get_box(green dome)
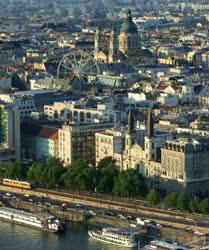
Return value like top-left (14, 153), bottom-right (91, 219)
top-left (120, 9), bottom-right (138, 34)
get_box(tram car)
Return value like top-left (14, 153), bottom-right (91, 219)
top-left (2, 178), bottom-right (32, 189)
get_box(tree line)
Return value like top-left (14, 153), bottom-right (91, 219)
top-left (147, 189), bottom-right (209, 215)
top-left (2, 157), bottom-right (209, 215)
top-left (0, 157), bottom-right (147, 198)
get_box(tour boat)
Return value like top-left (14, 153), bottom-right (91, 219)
top-left (88, 227), bottom-right (137, 248)
top-left (0, 207), bottom-right (65, 233)
top-left (144, 240), bottom-right (189, 250)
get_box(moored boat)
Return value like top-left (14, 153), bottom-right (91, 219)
top-left (88, 227), bottom-right (137, 248)
top-left (144, 240), bottom-right (189, 250)
top-left (0, 207), bottom-right (65, 233)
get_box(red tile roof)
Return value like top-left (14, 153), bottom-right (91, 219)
top-left (37, 127), bottom-right (58, 140)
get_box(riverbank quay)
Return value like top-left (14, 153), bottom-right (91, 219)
top-left (7, 199), bottom-right (136, 228)
top-left (1, 185), bottom-right (209, 234)
top-left (2, 197), bottom-right (209, 247)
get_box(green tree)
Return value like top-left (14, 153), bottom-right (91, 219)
top-left (200, 197), bottom-right (209, 214)
top-left (97, 157), bottom-right (115, 169)
top-left (74, 166), bottom-right (98, 191)
top-left (0, 165), bottom-right (5, 178)
top-left (47, 164), bottom-right (66, 187)
top-left (113, 169), bottom-right (147, 197)
top-left (61, 159), bottom-right (94, 190)
top-left (12, 73), bottom-right (27, 90)
top-left (147, 189), bottom-right (160, 206)
top-left (27, 162), bottom-right (48, 185)
top-left (4, 163), bottom-right (27, 179)
top-left (164, 192), bottom-right (178, 208)
top-left (46, 158), bottom-right (63, 169)
top-left (0, 107), bottom-right (6, 143)
top-left (189, 196), bottom-right (201, 213)
top-left (177, 192), bottom-right (188, 211)
top-left (45, 158), bottom-right (66, 187)
top-left (97, 162), bottom-right (119, 193)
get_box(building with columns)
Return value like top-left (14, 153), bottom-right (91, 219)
top-left (44, 101), bottom-right (125, 124)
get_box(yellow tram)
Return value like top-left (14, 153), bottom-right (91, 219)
top-left (2, 179), bottom-right (32, 189)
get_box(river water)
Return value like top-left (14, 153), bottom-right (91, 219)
top-left (0, 221), bottom-right (147, 250)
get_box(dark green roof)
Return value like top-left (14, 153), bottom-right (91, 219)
top-left (120, 9), bottom-right (138, 34)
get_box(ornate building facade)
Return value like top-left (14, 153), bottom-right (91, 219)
top-left (94, 10), bottom-right (149, 65)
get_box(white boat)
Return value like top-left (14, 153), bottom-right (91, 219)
top-left (88, 227), bottom-right (137, 248)
top-left (0, 207), bottom-right (64, 233)
top-left (144, 240), bottom-right (189, 250)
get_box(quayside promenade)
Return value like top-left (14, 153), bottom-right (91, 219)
top-left (0, 185), bottom-right (209, 234)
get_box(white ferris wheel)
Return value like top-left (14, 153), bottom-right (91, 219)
top-left (57, 49), bottom-right (100, 82)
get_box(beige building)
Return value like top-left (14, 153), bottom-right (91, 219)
top-left (95, 129), bottom-right (125, 167)
top-left (161, 138), bottom-right (209, 195)
top-left (58, 123), bottom-right (113, 166)
top-left (44, 101), bottom-right (122, 124)
top-left (95, 109), bottom-right (145, 172)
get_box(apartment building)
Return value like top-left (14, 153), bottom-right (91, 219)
top-left (59, 123), bottom-right (114, 166)
top-left (0, 103), bottom-right (21, 161)
top-left (161, 137), bottom-right (209, 195)
top-left (44, 101), bottom-right (124, 124)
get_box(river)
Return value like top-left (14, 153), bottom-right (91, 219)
top-left (0, 221), bottom-right (148, 250)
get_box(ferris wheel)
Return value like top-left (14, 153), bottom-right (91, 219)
top-left (57, 49), bottom-right (100, 82)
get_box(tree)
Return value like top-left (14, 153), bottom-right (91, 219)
top-left (177, 192), bottom-right (188, 211)
top-left (97, 157), bottom-right (115, 169)
top-left (164, 192), bottom-right (178, 208)
top-left (61, 159), bottom-right (96, 190)
top-left (189, 196), bottom-right (201, 213)
top-left (147, 189), bottom-right (160, 206)
top-left (27, 162), bottom-right (48, 185)
top-left (113, 169), bottom-right (147, 197)
top-left (0, 107), bottom-right (6, 143)
top-left (45, 158), bottom-right (66, 187)
top-left (4, 163), bottom-right (27, 179)
top-left (200, 197), bottom-right (209, 214)
top-left (46, 158), bottom-right (63, 169)
top-left (12, 73), bottom-right (27, 90)
top-left (74, 166), bottom-right (98, 191)
top-left (0, 165), bottom-right (5, 178)
top-left (97, 162), bottom-right (119, 193)
top-left (47, 164), bottom-right (66, 187)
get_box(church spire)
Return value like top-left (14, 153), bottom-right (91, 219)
top-left (109, 20), bottom-right (118, 63)
top-left (127, 9), bottom-right (132, 22)
top-left (128, 106), bottom-right (135, 134)
top-left (147, 110), bottom-right (154, 138)
top-left (94, 20), bottom-right (102, 60)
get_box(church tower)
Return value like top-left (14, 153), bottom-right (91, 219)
top-left (94, 21), bottom-right (102, 60)
top-left (123, 107), bottom-right (136, 170)
top-left (125, 108), bottom-right (135, 151)
top-left (119, 9), bottom-right (140, 56)
top-left (147, 110), bottom-right (154, 138)
top-left (144, 109), bottom-right (156, 162)
top-left (108, 21), bottom-right (118, 63)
